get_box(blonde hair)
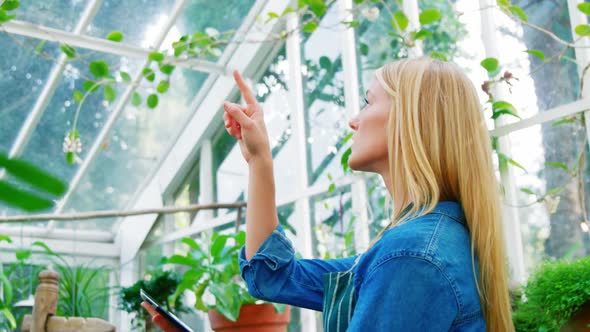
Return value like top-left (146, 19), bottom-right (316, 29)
top-left (372, 57), bottom-right (513, 332)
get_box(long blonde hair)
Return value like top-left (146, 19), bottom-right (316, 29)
top-left (373, 57), bottom-right (513, 332)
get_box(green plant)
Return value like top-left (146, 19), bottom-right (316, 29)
top-left (118, 269), bottom-right (189, 329)
top-left (512, 256), bottom-right (590, 331)
top-left (163, 230), bottom-right (285, 322)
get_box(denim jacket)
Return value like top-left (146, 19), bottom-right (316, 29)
top-left (239, 201), bottom-right (486, 331)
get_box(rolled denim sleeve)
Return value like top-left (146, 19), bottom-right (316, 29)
top-left (239, 225), bottom-right (357, 311)
top-left (347, 256), bottom-right (458, 331)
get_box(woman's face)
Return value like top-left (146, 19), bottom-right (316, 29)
top-left (348, 78), bottom-right (392, 174)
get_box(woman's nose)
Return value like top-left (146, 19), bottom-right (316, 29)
top-left (349, 117), bottom-right (359, 131)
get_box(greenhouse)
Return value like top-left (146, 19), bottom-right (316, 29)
top-left (1, 0), bottom-right (590, 331)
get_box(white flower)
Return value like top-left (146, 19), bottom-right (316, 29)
top-left (362, 7), bottom-right (380, 22)
top-left (62, 135), bottom-right (82, 153)
top-left (543, 196), bottom-right (560, 215)
top-left (205, 27), bottom-right (220, 38)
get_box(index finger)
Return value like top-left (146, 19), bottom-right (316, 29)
top-left (233, 70), bottom-right (257, 106)
top-left (141, 301), bottom-right (159, 317)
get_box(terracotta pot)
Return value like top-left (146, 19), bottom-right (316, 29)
top-left (561, 302), bottom-right (590, 332)
top-left (208, 304), bottom-right (291, 332)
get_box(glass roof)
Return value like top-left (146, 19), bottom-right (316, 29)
top-left (0, 0), bottom-right (257, 234)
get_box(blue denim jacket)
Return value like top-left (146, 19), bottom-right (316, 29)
top-left (239, 201), bottom-right (486, 331)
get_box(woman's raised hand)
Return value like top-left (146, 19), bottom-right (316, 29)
top-left (223, 70), bottom-right (271, 164)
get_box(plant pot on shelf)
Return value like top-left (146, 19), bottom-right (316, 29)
top-left (208, 303), bottom-right (291, 332)
top-left (560, 302), bottom-right (590, 332)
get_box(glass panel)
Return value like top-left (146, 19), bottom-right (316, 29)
top-left (171, 159), bottom-right (201, 228)
top-left (309, 186), bottom-right (355, 259)
top-left (60, 69), bottom-right (209, 230)
top-left (163, 0), bottom-right (256, 60)
top-left (85, 0), bottom-right (176, 48)
top-left (0, 35), bottom-right (60, 152)
top-left (507, 117), bottom-right (590, 271)
top-left (15, 0), bottom-right (87, 32)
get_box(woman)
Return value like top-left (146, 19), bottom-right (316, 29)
top-left (145, 57), bottom-right (514, 331)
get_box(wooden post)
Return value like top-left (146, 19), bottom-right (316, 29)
top-left (31, 270), bottom-right (59, 332)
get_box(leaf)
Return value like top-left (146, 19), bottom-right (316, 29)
top-left (181, 237), bottom-right (201, 251)
top-left (66, 152), bottom-right (76, 164)
top-left (328, 183), bottom-right (336, 193)
top-left (492, 100), bottom-right (520, 119)
top-left (359, 43), bottom-right (369, 56)
top-left (1, 0), bottom-right (19, 11)
top-left (508, 158), bottom-right (527, 173)
top-left (341, 147), bottom-right (352, 172)
top-left (303, 21), bottom-right (318, 33)
top-left (149, 51), bottom-right (165, 62)
top-left (496, 0), bottom-right (510, 6)
top-left (307, 0), bottom-right (326, 17)
top-left (163, 254), bottom-right (198, 267)
top-left (160, 64), bottom-right (175, 75)
top-left (0, 235), bottom-right (12, 244)
top-left (131, 92), bottom-right (142, 107)
top-left (524, 49), bottom-right (545, 61)
top-left (156, 80), bottom-right (170, 93)
top-left (0, 181), bottom-right (54, 211)
top-left (89, 60), bottom-right (109, 78)
top-left (147, 94), bottom-right (158, 108)
top-left (106, 31), bottom-right (123, 42)
top-left (15, 250), bottom-right (31, 261)
top-left (103, 85), bottom-right (116, 102)
top-left (545, 161), bottom-right (568, 171)
top-left (575, 24), bottom-right (590, 37)
top-left (319, 56), bottom-right (331, 70)
top-left (119, 71), bottom-right (131, 82)
top-left (552, 117), bottom-right (576, 126)
top-left (36, 40), bottom-right (46, 54)
top-left (142, 68), bottom-right (155, 82)
top-left (419, 9), bottom-right (441, 25)
top-left (392, 11), bottom-right (409, 31)
top-left (60, 44), bottom-right (77, 58)
top-left (429, 52), bottom-right (448, 61)
top-left (211, 235), bottom-right (229, 258)
top-left (411, 29), bottom-right (433, 40)
top-left (578, 3), bottom-right (590, 16)
top-left (520, 188), bottom-right (536, 195)
top-left (480, 57), bottom-right (499, 75)
top-left (0, 308), bottom-right (16, 330)
top-left (73, 90), bottom-right (84, 103)
top-left (0, 9), bottom-right (16, 23)
top-left (508, 5), bottom-right (528, 22)
top-left (0, 153), bottom-right (67, 196)
top-left (83, 80), bottom-right (100, 92)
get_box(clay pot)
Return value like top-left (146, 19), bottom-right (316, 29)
top-left (208, 304), bottom-right (291, 332)
top-left (560, 302), bottom-right (590, 331)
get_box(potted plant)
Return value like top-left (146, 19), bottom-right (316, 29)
top-left (163, 230), bottom-right (290, 331)
top-left (512, 256), bottom-right (590, 331)
top-left (118, 269), bottom-right (189, 331)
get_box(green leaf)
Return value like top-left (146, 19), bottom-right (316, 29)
top-left (328, 183), bottom-right (336, 193)
top-left (0, 235), bottom-right (12, 244)
top-left (0, 9), bottom-right (16, 23)
top-left (429, 52), bottom-right (448, 61)
top-left (1, 0), bottom-right (19, 11)
top-left (359, 43), bottom-right (369, 56)
top-left (303, 21), bottom-right (318, 33)
top-left (0, 153), bottom-right (67, 196)
top-left (524, 49), bottom-right (546, 61)
top-left (0, 181), bottom-right (54, 211)
top-left (341, 147), bottom-right (352, 172)
top-left (163, 254), bottom-right (198, 267)
top-left (419, 9), bottom-right (441, 25)
top-left (307, 0), bottom-right (326, 17)
top-left (142, 68), bottom-right (155, 82)
top-left (497, 0), bottom-right (510, 6)
top-left (160, 64), bottom-right (175, 75)
top-left (15, 250), bottom-right (31, 261)
top-left (66, 152), bottom-right (75, 164)
top-left (509, 5), bottom-right (527, 22)
top-left (131, 92), bottom-right (142, 107)
top-left (480, 57), bottom-right (499, 75)
top-left (210, 235), bottom-right (229, 258)
top-left (147, 93), bottom-right (158, 108)
top-left (181, 237), bottom-right (202, 251)
top-left (492, 100), bottom-right (520, 119)
top-left (552, 117), bottom-right (576, 126)
top-left (1, 307), bottom-right (16, 330)
top-left (60, 44), bottom-right (77, 58)
top-left (508, 158), bottom-right (526, 172)
top-left (149, 51), bottom-right (165, 62)
top-left (89, 60), bottom-right (109, 78)
top-left (156, 80), bottom-right (170, 93)
top-left (36, 40), bottom-right (46, 54)
top-left (578, 3), bottom-right (590, 16)
top-left (73, 90), bottom-right (84, 103)
top-left (520, 188), bottom-right (536, 195)
top-left (392, 11), bottom-right (409, 31)
top-left (103, 85), bottom-right (116, 102)
top-left (319, 56), bottom-right (331, 70)
top-left (119, 71), bottom-right (131, 82)
top-left (83, 80), bottom-right (100, 92)
top-left (545, 161), bottom-right (568, 171)
top-left (106, 31), bottom-right (123, 42)
top-left (32, 241), bottom-right (57, 256)
top-left (575, 24), bottom-right (590, 37)
top-left (411, 29), bottom-right (433, 41)
top-left (546, 187), bottom-right (564, 196)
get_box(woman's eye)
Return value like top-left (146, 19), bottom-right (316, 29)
top-left (361, 96), bottom-right (369, 108)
